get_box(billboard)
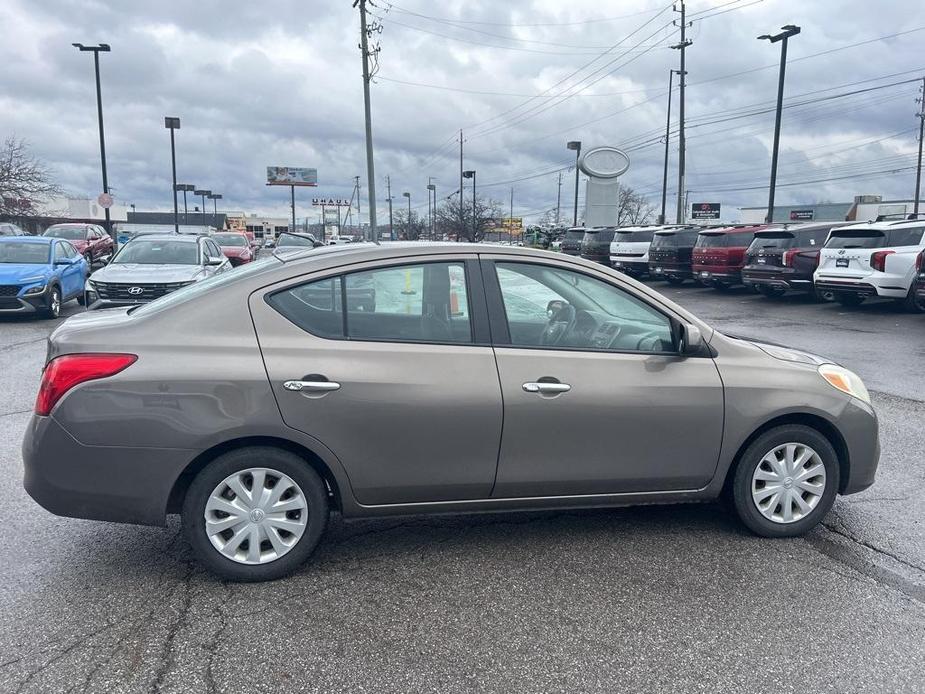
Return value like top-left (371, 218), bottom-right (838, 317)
top-left (266, 166), bottom-right (318, 187)
top-left (789, 209), bottom-right (814, 221)
top-left (502, 217), bottom-right (523, 231)
top-left (691, 202), bottom-right (721, 220)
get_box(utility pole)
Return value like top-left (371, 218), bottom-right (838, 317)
top-left (459, 129), bottom-right (464, 241)
top-left (355, 175), bottom-right (362, 234)
top-left (555, 171), bottom-right (562, 225)
top-left (427, 180), bottom-right (436, 239)
top-left (356, 0), bottom-right (378, 241)
top-left (759, 24), bottom-right (801, 223)
top-left (427, 176), bottom-right (433, 241)
top-left (913, 77), bottom-right (924, 216)
top-left (659, 71), bottom-right (680, 225)
top-left (510, 187), bottom-right (514, 245)
top-left (386, 175), bottom-right (394, 240)
top-left (671, 3), bottom-right (692, 225)
top-left (164, 117), bottom-right (180, 233)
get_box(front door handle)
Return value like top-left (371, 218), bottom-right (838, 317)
top-left (523, 382), bottom-right (571, 394)
top-left (283, 380), bottom-right (341, 392)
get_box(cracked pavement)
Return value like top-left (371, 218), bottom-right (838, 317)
top-left (1, 285), bottom-right (924, 693)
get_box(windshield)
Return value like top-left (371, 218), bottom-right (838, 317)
top-left (0, 242), bottom-right (49, 264)
top-left (616, 230), bottom-right (655, 243)
top-left (132, 256), bottom-right (280, 316)
top-left (825, 230), bottom-right (886, 249)
top-left (44, 226), bottom-right (86, 240)
top-left (113, 239), bottom-right (199, 264)
top-left (213, 234), bottom-right (248, 247)
top-left (749, 232), bottom-right (796, 251)
top-left (276, 234), bottom-right (316, 247)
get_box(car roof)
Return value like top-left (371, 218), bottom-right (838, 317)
top-left (0, 235), bottom-right (53, 244)
top-left (46, 223), bottom-right (90, 228)
top-left (699, 224), bottom-right (767, 235)
top-left (829, 219), bottom-right (925, 232)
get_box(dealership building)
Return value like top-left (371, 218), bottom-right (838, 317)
top-left (737, 195), bottom-right (921, 224)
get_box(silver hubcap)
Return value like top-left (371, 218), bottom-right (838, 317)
top-left (204, 467), bottom-right (308, 565)
top-left (50, 291), bottom-right (60, 315)
top-left (752, 443), bottom-right (826, 524)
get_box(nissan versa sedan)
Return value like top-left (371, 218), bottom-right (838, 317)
top-left (23, 244), bottom-right (879, 581)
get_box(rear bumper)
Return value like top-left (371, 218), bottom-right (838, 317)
top-left (22, 415), bottom-right (194, 527)
top-left (580, 251), bottom-right (610, 264)
top-left (560, 247), bottom-right (581, 256)
top-left (840, 398), bottom-right (880, 495)
top-left (648, 263), bottom-right (692, 280)
top-left (693, 267), bottom-right (742, 284)
top-left (813, 279), bottom-right (880, 298)
top-left (611, 258), bottom-right (648, 274)
top-left (741, 269), bottom-right (814, 292)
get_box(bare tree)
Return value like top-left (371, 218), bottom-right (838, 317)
top-left (435, 194), bottom-right (504, 242)
top-left (617, 185), bottom-right (657, 226)
top-left (0, 137), bottom-right (61, 217)
top-left (393, 209), bottom-right (429, 240)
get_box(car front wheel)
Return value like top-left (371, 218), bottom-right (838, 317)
top-left (731, 425), bottom-right (839, 537)
top-left (182, 447), bottom-right (329, 581)
top-left (42, 286), bottom-right (61, 319)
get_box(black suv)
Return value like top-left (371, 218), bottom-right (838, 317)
top-left (648, 227), bottom-right (702, 284)
top-left (742, 223), bottom-right (842, 297)
top-left (560, 227), bottom-right (586, 256)
top-left (579, 227), bottom-right (616, 264)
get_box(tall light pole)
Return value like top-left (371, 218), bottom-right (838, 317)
top-left (463, 170), bottom-right (476, 241)
top-left (758, 24), bottom-right (801, 224)
top-left (72, 43), bottom-right (113, 242)
top-left (913, 77), bottom-right (924, 217)
top-left (567, 141), bottom-right (581, 226)
top-left (164, 117), bottom-right (181, 233)
top-left (209, 193), bottom-right (222, 226)
top-left (671, 2), bottom-right (692, 225)
top-left (176, 184), bottom-right (194, 224)
top-left (402, 192), bottom-right (411, 239)
top-left (386, 175), bottom-right (394, 240)
top-left (356, 0), bottom-right (378, 241)
top-left (194, 189), bottom-right (210, 226)
top-left (427, 180), bottom-right (436, 240)
top-left (555, 171), bottom-right (562, 226)
top-left (659, 71), bottom-right (681, 225)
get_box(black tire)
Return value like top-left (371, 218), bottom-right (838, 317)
top-left (665, 276), bottom-right (685, 286)
top-left (731, 424), bottom-right (840, 538)
top-left (41, 285), bottom-right (61, 319)
top-left (814, 289), bottom-right (835, 303)
top-left (182, 447), bottom-right (329, 582)
top-left (713, 281), bottom-right (735, 292)
top-left (835, 293), bottom-right (864, 307)
top-left (902, 286), bottom-right (924, 313)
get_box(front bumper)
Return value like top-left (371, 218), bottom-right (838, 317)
top-left (839, 397), bottom-right (880, 495)
top-left (22, 415), bottom-right (195, 526)
top-left (0, 286), bottom-right (50, 314)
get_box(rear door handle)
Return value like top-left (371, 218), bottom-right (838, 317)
top-left (283, 380), bottom-right (341, 392)
top-left (523, 382), bottom-right (571, 394)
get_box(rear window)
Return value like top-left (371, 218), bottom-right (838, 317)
top-left (652, 230), bottom-right (699, 248)
top-left (616, 230), bottom-right (655, 243)
top-left (565, 230), bottom-right (585, 240)
top-left (825, 230), bottom-right (886, 249)
top-left (887, 227), bottom-right (925, 247)
top-left (583, 229), bottom-right (615, 244)
top-left (749, 232), bottom-right (796, 251)
top-left (696, 233), bottom-right (729, 248)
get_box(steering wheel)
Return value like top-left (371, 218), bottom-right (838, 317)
top-left (540, 303), bottom-right (577, 346)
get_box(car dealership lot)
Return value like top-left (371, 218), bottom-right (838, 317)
top-left (1, 290), bottom-right (924, 693)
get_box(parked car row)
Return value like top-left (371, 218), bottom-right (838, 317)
top-left (587, 219), bottom-right (925, 312)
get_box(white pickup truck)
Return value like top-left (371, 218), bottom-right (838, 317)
top-left (813, 219), bottom-right (925, 312)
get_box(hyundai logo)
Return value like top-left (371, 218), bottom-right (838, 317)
top-left (837, 249), bottom-right (846, 255)
top-left (127, 286), bottom-right (144, 295)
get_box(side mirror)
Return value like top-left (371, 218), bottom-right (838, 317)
top-left (206, 255), bottom-right (224, 266)
top-left (680, 323), bottom-right (704, 355)
top-left (313, 240), bottom-right (324, 248)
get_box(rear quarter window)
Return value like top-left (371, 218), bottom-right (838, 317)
top-left (886, 227), bottom-right (925, 247)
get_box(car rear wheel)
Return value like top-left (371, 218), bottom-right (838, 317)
top-left (41, 286), bottom-right (61, 319)
top-left (665, 276), bottom-right (684, 286)
top-left (834, 294), bottom-right (864, 307)
top-left (902, 286), bottom-right (924, 313)
top-left (731, 425), bottom-right (839, 537)
top-left (182, 447), bottom-right (329, 581)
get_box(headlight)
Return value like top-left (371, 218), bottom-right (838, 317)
top-left (818, 364), bottom-right (871, 405)
top-left (23, 284), bottom-right (46, 296)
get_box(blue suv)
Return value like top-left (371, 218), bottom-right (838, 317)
top-left (0, 237), bottom-right (88, 318)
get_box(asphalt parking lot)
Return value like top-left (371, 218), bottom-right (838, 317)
top-left (1, 284), bottom-right (924, 694)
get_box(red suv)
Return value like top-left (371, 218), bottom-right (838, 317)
top-left (692, 225), bottom-right (767, 289)
top-left (43, 223), bottom-right (114, 265)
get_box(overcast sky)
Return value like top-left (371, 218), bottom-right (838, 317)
top-left (2, 0), bottom-right (924, 224)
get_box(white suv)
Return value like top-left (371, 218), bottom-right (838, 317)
top-left (814, 220), bottom-right (925, 311)
top-left (610, 225), bottom-right (693, 278)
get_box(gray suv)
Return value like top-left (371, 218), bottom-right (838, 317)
top-left (23, 244), bottom-right (879, 581)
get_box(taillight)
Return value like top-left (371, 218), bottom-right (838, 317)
top-left (782, 249), bottom-right (798, 267)
top-left (916, 250), bottom-right (925, 272)
top-left (35, 353), bottom-right (137, 416)
top-left (870, 250), bottom-right (895, 272)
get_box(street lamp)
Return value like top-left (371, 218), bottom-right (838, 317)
top-left (194, 189), bottom-right (211, 226)
top-left (72, 42), bottom-right (113, 242)
top-left (567, 141), bottom-right (581, 226)
top-left (164, 117), bottom-right (181, 232)
top-left (175, 184), bottom-right (195, 224)
top-left (208, 193), bottom-right (222, 220)
top-left (402, 192), bottom-right (411, 239)
top-left (463, 170), bottom-right (476, 240)
top-left (758, 24), bottom-right (801, 224)
top-left (427, 180), bottom-right (436, 240)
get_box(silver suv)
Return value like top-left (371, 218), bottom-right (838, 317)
top-left (23, 244), bottom-right (879, 581)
